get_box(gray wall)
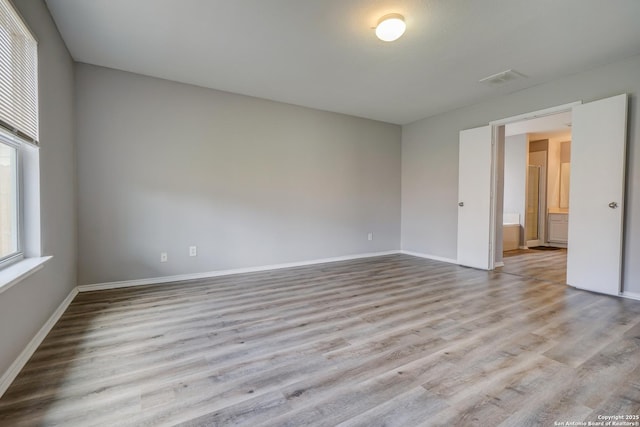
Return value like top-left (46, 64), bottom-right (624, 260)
top-left (504, 134), bottom-right (527, 245)
top-left (75, 64), bottom-right (401, 285)
top-left (401, 53), bottom-right (640, 293)
top-left (0, 1), bottom-right (76, 377)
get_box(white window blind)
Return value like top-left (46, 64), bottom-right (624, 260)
top-left (0, 0), bottom-right (38, 144)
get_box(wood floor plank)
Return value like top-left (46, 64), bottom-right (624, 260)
top-left (499, 248), bottom-right (567, 284)
top-left (1, 253), bottom-right (639, 426)
top-left (335, 387), bottom-right (448, 427)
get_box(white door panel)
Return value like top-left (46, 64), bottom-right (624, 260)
top-left (457, 126), bottom-right (492, 269)
top-left (567, 94), bottom-right (627, 295)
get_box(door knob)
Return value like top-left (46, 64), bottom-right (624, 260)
top-left (458, 202), bottom-right (464, 207)
top-left (609, 202), bottom-right (618, 209)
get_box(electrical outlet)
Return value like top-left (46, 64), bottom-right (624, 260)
top-left (160, 252), bottom-right (168, 263)
top-left (189, 246), bottom-right (197, 257)
top-left (368, 232), bottom-right (373, 241)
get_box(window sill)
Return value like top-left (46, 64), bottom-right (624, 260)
top-left (0, 256), bottom-right (52, 294)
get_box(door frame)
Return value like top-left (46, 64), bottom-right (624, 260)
top-left (487, 101), bottom-right (581, 269)
top-left (525, 160), bottom-right (546, 248)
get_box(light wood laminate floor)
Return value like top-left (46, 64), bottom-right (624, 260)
top-left (499, 248), bottom-right (567, 284)
top-left (1, 254), bottom-right (639, 426)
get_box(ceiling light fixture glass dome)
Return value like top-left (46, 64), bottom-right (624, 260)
top-left (375, 13), bottom-right (406, 42)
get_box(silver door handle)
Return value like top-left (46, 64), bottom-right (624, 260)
top-left (609, 202), bottom-right (618, 209)
top-left (458, 202), bottom-right (464, 207)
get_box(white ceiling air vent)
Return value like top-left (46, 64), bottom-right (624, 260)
top-left (478, 69), bottom-right (525, 85)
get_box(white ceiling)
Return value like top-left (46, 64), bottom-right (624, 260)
top-left (505, 111), bottom-right (572, 137)
top-left (45, 0), bottom-right (640, 125)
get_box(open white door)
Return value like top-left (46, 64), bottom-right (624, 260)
top-left (457, 125), bottom-right (493, 269)
top-left (567, 94), bottom-right (628, 295)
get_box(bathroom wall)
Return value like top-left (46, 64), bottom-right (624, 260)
top-left (503, 134), bottom-right (527, 246)
top-left (547, 134), bottom-right (572, 211)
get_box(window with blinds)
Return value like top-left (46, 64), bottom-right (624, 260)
top-left (0, 0), bottom-right (38, 269)
top-left (0, 0), bottom-right (38, 144)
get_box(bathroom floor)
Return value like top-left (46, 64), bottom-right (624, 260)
top-left (499, 248), bottom-right (567, 284)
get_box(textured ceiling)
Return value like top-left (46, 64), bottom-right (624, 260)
top-left (45, 0), bottom-right (640, 124)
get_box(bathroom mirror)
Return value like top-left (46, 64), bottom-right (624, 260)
top-left (560, 162), bottom-right (570, 209)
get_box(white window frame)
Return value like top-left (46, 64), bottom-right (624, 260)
top-left (0, 127), bottom-right (24, 269)
top-left (0, 0), bottom-right (50, 293)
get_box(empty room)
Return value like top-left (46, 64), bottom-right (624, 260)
top-left (1, 0), bottom-right (640, 426)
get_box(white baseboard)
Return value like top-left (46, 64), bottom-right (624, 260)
top-left (0, 286), bottom-right (78, 398)
top-left (495, 261), bottom-right (505, 268)
top-left (78, 250), bottom-right (402, 292)
top-left (400, 250), bottom-right (458, 265)
top-left (621, 291), bottom-right (640, 301)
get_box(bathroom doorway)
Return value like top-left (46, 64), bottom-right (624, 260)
top-left (498, 111), bottom-right (571, 284)
top-left (458, 95), bottom-right (627, 295)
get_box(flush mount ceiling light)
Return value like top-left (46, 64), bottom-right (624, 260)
top-left (375, 13), bottom-right (406, 42)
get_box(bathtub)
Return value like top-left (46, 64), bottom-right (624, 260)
top-left (503, 213), bottom-right (520, 251)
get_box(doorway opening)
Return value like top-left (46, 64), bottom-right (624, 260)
top-left (457, 93), bottom-right (628, 295)
top-left (458, 95), bottom-right (627, 296)
top-left (494, 110), bottom-right (573, 284)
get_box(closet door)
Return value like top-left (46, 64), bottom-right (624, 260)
top-left (457, 125), bottom-right (493, 269)
top-left (567, 94), bottom-right (627, 295)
